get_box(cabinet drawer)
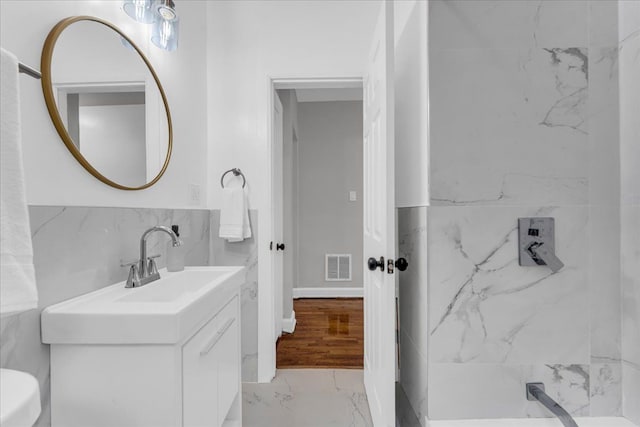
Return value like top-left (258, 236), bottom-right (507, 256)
top-left (182, 296), bottom-right (238, 427)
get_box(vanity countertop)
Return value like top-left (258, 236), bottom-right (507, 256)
top-left (41, 266), bottom-right (244, 345)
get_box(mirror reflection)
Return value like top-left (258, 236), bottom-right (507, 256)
top-left (46, 18), bottom-right (171, 189)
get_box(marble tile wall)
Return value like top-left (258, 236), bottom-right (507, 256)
top-left (430, 1), bottom-right (590, 207)
top-left (587, 6), bottom-right (623, 408)
top-left (398, 207), bottom-right (428, 424)
top-left (210, 210), bottom-right (259, 383)
top-left (429, 206), bottom-right (589, 366)
top-left (0, 206), bottom-right (210, 427)
top-left (427, 207), bottom-right (601, 419)
top-left (424, 0), bottom-right (624, 421)
top-left (619, 1), bottom-right (640, 423)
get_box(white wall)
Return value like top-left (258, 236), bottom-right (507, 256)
top-left (205, 0), bottom-right (380, 381)
top-left (79, 104), bottom-right (146, 187)
top-left (0, 0), bottom-right (208, 208)
top-left (394, 0), bottom-right (429, 208)
top-left (206, 0), bottom-right (378, 210)
top-left (296, 100), bottom-right (363, 288)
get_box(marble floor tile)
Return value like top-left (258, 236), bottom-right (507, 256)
top-left (242, 369), bottom-right (373, 427)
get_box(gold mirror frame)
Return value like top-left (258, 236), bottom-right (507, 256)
top-left (41, 16), bottom-right (173, 191)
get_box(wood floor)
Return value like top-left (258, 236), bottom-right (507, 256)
top-left (276, 298), bottom-right (364, 369)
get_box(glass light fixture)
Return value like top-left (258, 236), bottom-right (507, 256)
top-left (122, 0), bottom-right (157, 24)
top-left (151, 0), bottom-right (179, 51)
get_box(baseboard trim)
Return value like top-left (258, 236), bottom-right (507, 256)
top-left (293, 287), bottom-right (363, 298)
top-left (282, 311), bottom-right (296, 333)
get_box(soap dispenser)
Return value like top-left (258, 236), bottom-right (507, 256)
top-left (166, 225), bottom-right (185, 272)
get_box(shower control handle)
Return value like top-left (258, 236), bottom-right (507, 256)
top-left (368, 256), bottom-right (385, 272)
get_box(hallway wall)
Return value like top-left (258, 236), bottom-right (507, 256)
top-left (295, 101), bottom-right (364, 289)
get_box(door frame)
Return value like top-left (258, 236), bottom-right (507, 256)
top-left (272, 91), bottom-right (284, 341)
top-left (259, 76), bottom-right (364, 382)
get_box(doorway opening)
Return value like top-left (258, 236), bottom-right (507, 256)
top-left (261, 13), bottom-right (397, 418)
top-left (272, 84), bottom-right (365, 369)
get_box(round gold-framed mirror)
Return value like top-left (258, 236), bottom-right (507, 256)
top-left (41, 16), bottom-right (173, 191)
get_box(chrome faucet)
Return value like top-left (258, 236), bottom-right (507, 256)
top-left (124, 226), bottom-right (182, 288)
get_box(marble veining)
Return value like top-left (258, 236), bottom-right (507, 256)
top-left (428, 363), bottom-right (592, 420)
top-left (422, 1), bottom-right (625, 422)
top-left (525, 364), bottom-right (590, 417)
top-left (431, 47), bottom-right (590, 206)
top-left (242, 369), bottom-right (372, 427)
top-left (590, 363), bottom-right (622, 416)
top-left (539, 48), bottom-right (588, 134)
top-left (429, 206), bottom-right (589, 365)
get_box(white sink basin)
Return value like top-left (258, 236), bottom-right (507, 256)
top-left (0, 369), bottom-right (41, 427)
top-left (41, 266), bottom-right (244, 344)
top-left (117, 269), bottom-right (233, 303)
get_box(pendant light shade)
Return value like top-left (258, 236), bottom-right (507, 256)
top-left (156, 0), bottom-right (177, 21)
top-left (151, 0), bottom-right (179, 51)
top-left (122, 0), bottom-right (156, 24)
top-left (123, 0), bottom-right (180, 51)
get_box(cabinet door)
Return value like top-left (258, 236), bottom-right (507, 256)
top-left (215, 318), bottom-right (239, 426)
top-left (183, 319), bottom-right (220, 426)
top-left (183, 296), bottom-right (238, 427)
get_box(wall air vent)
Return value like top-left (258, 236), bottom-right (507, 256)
top-left (325, 254), bottom-right (352, 281)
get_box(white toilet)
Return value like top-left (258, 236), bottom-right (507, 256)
top-left (0, 369), bottom-right (41, 427)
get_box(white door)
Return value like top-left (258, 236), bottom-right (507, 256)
top-left (363, 1), bottom-right (395, 426)
top-left (272, 91), bottom-right (284, 339)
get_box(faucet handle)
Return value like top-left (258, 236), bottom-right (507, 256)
top-left (147, 257), bottom-right (159, 276)
top-left (125, 264), bottom-right (141, 288)
top-left (527, 242), bottom-right (564, 273)
top-left (120, 259), bottom-right (139, 268)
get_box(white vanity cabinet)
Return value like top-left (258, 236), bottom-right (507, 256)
top-left (42, 267), bottom-right (244, 427)
top-left (183, 296), bottom-right (240, 427)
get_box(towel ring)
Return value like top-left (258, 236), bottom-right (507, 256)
top-left (220, 168), bottom-right (246, 188)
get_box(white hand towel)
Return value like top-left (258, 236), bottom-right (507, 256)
top-left (219, 187), bottom-right (252, 242)
top-left (1, 48), bottom-right (38, 315)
